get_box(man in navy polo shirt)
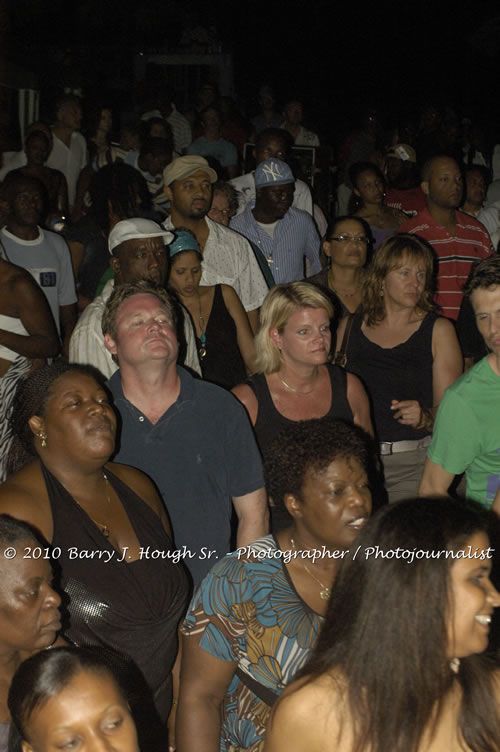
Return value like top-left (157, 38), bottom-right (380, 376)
top-left (102, 280), bottom-right (268, 585)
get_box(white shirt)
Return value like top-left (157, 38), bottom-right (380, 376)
top-left (163, 216), bottom-right (268, 312)
top-left (280, 124), bottom-right (320, 147)
top-left (230, 172), bottom-right (313, 217)
top-left (69, 279), bottom-right (201, 378)
top-left (46, 131), bottom-right (87, 206)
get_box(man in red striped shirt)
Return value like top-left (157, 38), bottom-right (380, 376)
top-left (400, 156), bottom-right (493, 320)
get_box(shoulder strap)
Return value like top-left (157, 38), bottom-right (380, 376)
top-left (235, 666), bottom-right (280, 707)
top-left (333, 313), bottom-right (355, 367)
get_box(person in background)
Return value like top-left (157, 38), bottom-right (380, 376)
top-left (10, 130), bottom-right (68, 225)
top-left (207, 180), bottom-right (239, 226)
top-left (187, 106), bottom-right (238, 180)
top-left (230, 158), bottom-right (321, 284)
top-left (400, 155), bottom-right (493, 320)
top-left (349, 161), bottom-right (407, 248)
top-left (168, 229), bottom-right (256, 388)
top-left (281, 100), bottom-right (319, 147)
top-left (264, 496), bottom-right (500, 752)
top-left (0, 172), bottom-right (77, 357)
top-left (46, 94), bottom-right (87, 214)
top-left (461, 165), bottom-right (487, 218)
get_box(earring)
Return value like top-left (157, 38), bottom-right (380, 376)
top-left (39, 432), bottom-right (47, 448)
top-left (450, 657), bottom-right (460, 674)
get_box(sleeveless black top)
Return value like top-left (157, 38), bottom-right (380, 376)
top-left (247, 364), bottom-right (353, 456)
top-left (43, 463), bottom-right (189, 725)
top-left (196, 284), bottom-right (247, 389)
top-left (346, 312), bottom-right (436, 441)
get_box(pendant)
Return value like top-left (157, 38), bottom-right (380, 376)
top-left (267, 257), bottom-right (273, 264)
top-left (199, 333), bottom-right (207, 359)
top-left (320, 587), bottom-right (331, 600)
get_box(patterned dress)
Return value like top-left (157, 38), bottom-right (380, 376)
top-left (182, 535), bottom-right (324, 752)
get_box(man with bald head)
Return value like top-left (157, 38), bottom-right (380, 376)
top-left (401, 155), bottom-right (493, 319)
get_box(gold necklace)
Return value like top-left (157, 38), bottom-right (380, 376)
top-left (279, 371), bottom-right (319, 395)
top-left (290, 537), bottom-right (331, 600)
top-left (71, 472), bottom-right (112, 538)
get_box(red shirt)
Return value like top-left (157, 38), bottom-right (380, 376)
top-left (400, 208), bottom-right (493, 320)
top-left (385, 186), bottom-right (427, 217)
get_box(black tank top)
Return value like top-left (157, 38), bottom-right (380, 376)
top-left (196, 284), bottom-right (246, 389)
top-left (247, 364), bottom-right (353, 456)
top-left (346, 312), bottom-right (436, 441)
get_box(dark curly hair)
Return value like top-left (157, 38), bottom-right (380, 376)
top-left (8, 362), bottom-right (106, 474)
top-left (264, 418), bottom-right (376, 525)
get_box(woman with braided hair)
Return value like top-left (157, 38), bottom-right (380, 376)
top-left (0, 361), bottom-right (188, 750)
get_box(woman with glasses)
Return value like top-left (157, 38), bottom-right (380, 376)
top-left (335, 233), bottom-right (462, 503)
top-left (308, 216), bottom-right (371, 318)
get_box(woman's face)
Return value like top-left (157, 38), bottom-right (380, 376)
top-left (271, 307), bottom-right (331, 367)
top-left (98, 109), bottom-right (112, 134)
top-left (290, 456), bottom-right (371, 551)
top-left (0, 541), bottom-right (60, 654)
top-left (323, 219), bottom-right (368, 269)
top-left (30, 373), bottom-right (117, 463)
top-left (168, 251), bottom-right (202, 297)
top-left (149, 122), bottom-right (168, 139)
top-left (354, 169), bottom-right (384, 205)
top-left (447, 531), bottom-right (500, 659)
top-left (23, 670), bottom-right (139, 752)
top-left (382, 254), bottom-right (427, 310)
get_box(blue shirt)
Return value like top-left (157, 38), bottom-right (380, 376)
top-left (107, 367), bottom-right (265, 584)
top-left (230, 205), bottom-right (321, 284)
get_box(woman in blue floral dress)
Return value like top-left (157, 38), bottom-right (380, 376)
top-left (177, 418), bottom-right (376, 752)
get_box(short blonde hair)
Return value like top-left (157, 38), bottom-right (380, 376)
top-left (255, 282), bottom-right (334, 373)
top-left (363, 234), bottom-right (435, 326)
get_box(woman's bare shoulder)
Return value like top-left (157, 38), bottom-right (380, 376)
top-left (265, 674), bottom-right (347, 752)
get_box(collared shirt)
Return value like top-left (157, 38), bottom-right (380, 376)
top-left (230, 205), bottom-right (321, 284)
top-left (107, 366), bottom-right (265, 584)
top-left (0, 226), bottom-right (76, 334)
top-left (166, 104), bottom-right (192, 154)
top-left (163, 216), bottom-right (268, 311)
top-left (401, 207), bottom-right (493, 319)
top-left (230, 171), bottom-right (313, 217)
top-left (69, 279), bottom-right (201, 378)
top-left (46, 131), bottom-right (87, 206)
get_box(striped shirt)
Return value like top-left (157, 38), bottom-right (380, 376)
top-left (230, 205), bottom-right (321, 284)
top-left (400, 208), bottom-right (493, 319)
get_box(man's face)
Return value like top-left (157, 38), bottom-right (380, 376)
top-left (111, 236), bottom-right (167, 286)
top-left (145, 151), bottom-right (171, 177)
top-left (257, 182), bottom-right (294, 220)
top-left (255, 136), bottom-right (288, 165)
top-left (10, 180), bottom-right (43, 227)
top-left (59, 101), bottom-right (82, 131)
top-left (465, 170), bottom-right (486, 207)
top-left (284, 101), bottom-right (303, 125)
top-left (165, 170), bottom-right (213, 221)
top-left (104, 293), bottom-right (178, 369)
top-left (25, 135), bottom-right (50, 166)
top-left (423, 157), bottom-right (463, 210)
top-left (471, 285), bottom-right (500, 356)
top-left (202, 108), bottom-right (220, 130)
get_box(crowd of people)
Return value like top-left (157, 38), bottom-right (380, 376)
top-left (0, 88), bottom-right (499, 751)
